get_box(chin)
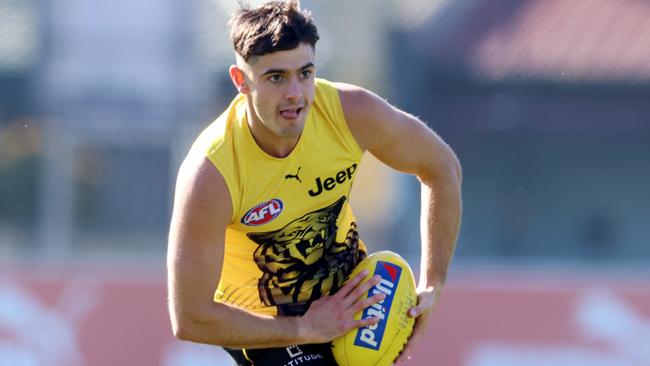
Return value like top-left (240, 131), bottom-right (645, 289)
top-left (277, 120), bottom-right (306, 138)
top-left (278, 127), bottom-right (304, 139)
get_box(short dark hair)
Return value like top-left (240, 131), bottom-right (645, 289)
top-left (229, 0), bottom-right (320, 61)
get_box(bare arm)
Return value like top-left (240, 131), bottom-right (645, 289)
top-left (167, 156), bottom-right (300, 348)
top-left (337, 83), bottom-right (462, 361)
top-left (167, 155), bottom-right (383, 349)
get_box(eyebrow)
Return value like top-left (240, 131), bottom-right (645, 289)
top-left (261, 62), bottom-right (315, 76)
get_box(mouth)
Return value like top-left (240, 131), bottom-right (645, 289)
top-left (294, 228), bottom-right (327, 259)
top-left (279, 106), bottom-right (304, 120)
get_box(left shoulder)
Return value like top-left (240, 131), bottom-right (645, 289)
top-left (329, 82), bottom-right (459, 179)
top-left (331, 82), bottom-right (381, 115)
top-left (313, 79), bottom-right (383, 111)
top-left (331, 81), bottom-right (413, 153)
top-left (332, 82), bottom-right (404, 128)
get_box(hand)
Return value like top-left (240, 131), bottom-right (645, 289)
top-left (299, 270), bottom-right (386, 344)
top-left (394, 286), bottom-right (441, 364)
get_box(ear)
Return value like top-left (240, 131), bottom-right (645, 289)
top-left (229, 65), bottom-right (250, 94)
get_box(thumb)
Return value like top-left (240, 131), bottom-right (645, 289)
top-left (408, 305), bottom-right (421, 317)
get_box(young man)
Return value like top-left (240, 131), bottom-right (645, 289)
top-left (167, 1), bottom-right (462, 365)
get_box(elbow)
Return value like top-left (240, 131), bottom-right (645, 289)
top-left (442, 142), bottom-right (462, 183)
top-left (452, 154), bottom-right (462, 183)
top-left (172, 325), bottom-right (190, 341)
top-left (421, 149), bottom-right (462, 187)
top-left (169, 303), bottom-right (207, 342)
top-left (169, 306), bottom-right (229, 346)
top-left (170, 313), bottom-right (195, 341)
top-left (168, 296), bottom-right (192, 341)
top-left (442, 148), bottom-right (462, 183)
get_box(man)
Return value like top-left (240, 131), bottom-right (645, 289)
top-left (167, 1), bottom-right (462, 365)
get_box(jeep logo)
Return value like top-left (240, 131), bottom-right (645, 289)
top-left (308, 163), bottom-right (357, 197)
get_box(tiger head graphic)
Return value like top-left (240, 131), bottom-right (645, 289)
top-left (247, 196), bottom-right (364, 315)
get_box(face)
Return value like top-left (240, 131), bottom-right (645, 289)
top-left (231, 43), bottom-right (316, 141)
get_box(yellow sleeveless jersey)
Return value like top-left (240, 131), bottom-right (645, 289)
top-left (190, 78), bottom-right (367, 316)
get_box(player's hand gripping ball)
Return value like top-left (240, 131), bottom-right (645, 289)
top-left (332, 251), bottom-right (417, 366)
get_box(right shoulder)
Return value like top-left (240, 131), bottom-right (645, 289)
top-left (173, 154), bottom-right (233, 226)
top-left (177, 94), bottom-right (247, 223)
top-left (177, 154), bottom-right (224, 190)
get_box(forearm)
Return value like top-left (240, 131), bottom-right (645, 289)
top-left (173, 300), bottom-right (308, 349)
top-left (418, 164), bottom-right (462, 291)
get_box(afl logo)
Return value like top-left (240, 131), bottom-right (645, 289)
top-left (241, 199), bottom-right (284, 226)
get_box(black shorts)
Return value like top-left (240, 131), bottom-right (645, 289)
top-left (224, 343), bottom-right (337, 366)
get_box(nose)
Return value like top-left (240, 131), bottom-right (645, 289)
top-left (285, 76), bottom-right (300, 101)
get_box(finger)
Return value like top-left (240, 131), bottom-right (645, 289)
top-left (351, 275), bottom-right (381, 299)
top-left (396, 292), bottom-right (437, 363)
top-left (349, 315), bottom-right (380, 331)
top-left (394, 327), bottom-right (423, 364)
top-left (349, 291), bottom-right (386, 314)
top-left (394, 342), bottom-right (413, 364)
top-left (343, 275), bottom-right (381, 307)
top-left (408, 305), bottom-right (421, 317)
top-left (339, 269), bottom-right (369, 297)
top-left (395, 311), bottom-right (429, 363)
top-left (395, 337), bottom-right (416, 364)
top-left (408, 293), bottom-right (434, 317)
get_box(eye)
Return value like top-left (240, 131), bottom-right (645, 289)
top-left (268, 74), bottom-right (283, 83)
top-left (300, 69), bottom-right (313, 79)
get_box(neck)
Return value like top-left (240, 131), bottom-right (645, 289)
top-left (246, 108), bottom-right (299, 158)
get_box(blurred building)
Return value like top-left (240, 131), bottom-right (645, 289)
top-left (2, 1), bottom-right (650, 365)
top-left (0, 0), bottom-right (410, 262)
top-left (0, 0), bottom-right (40, 258)
top-left (0, 0), bottom-right (235, 261)
top-left (34, 0), bottom-right (196, 260)
top-left (1, 0), bottom-right (649, 268)
top-left (388, 0), bottom-right (650, 266)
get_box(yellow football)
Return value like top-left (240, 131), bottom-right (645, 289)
top-left (332, 251), bottom-right (417, 366)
